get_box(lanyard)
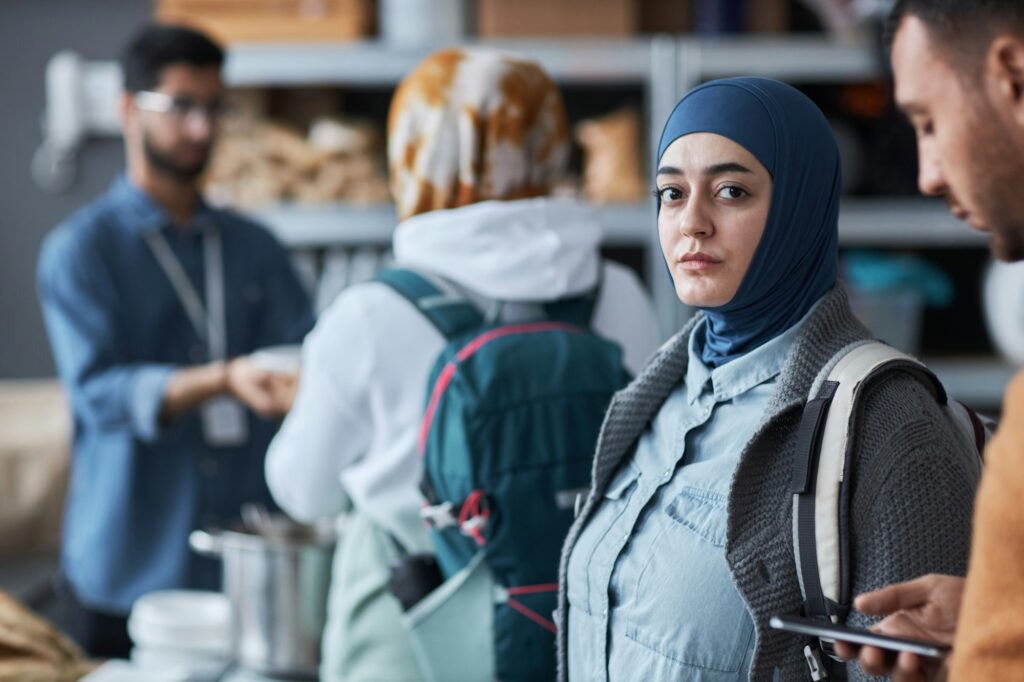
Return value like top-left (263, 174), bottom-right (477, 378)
top-left (144, 224), bottom-right (227, 361)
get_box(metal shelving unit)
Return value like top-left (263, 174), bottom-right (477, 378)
top-left (256, 201), bottom-right (655, 248)
top-left (837, 198), bottom-right (986, 246)
top-left (688, 36), bottom-right (881, 82)
top-left (35, 36), bottom-right (1013, 407)
top-left (226, 38), bottom-right (655, 86)
top-left (927, 357), bottom-right (1016, 411)
top-left (257, 198), bottom-right (986, 249)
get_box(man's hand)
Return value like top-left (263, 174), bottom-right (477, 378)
top-left (833, 574), bottom-right (964, 681)
top-left (226, 356), bottom-right (296, 417)
top-left (267, 368), bottom-right (299, 414)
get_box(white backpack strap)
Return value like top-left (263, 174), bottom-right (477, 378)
top-left (791, 341), bottom-right (942, 679)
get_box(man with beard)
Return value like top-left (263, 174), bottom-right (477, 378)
top-left (37, 24), bottom-right (312, 658)
top-left (832, 1), bottom-right (1024, 680)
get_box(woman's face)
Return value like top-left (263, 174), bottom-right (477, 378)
top-left (657, 132), bottom-right (772, 308)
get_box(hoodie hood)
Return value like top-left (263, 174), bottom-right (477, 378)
top-left (392, 197), bottom-right (601, 302)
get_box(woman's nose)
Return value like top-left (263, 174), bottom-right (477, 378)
top-left (679, 194), bottom-right (714, 240)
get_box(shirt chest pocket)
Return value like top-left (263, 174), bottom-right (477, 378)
top-left (666, 485), bottom-right (728, 546)
top-left (623, 486), bottom-right (755, 676)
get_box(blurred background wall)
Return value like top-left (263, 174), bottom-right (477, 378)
top-left (0, 0), bottom-right (150, 379)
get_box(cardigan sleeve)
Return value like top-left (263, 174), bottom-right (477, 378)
top-left (843, 372), bottom-right (982, 681)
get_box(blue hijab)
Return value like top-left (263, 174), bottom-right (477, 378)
top-left (657, 77), bottom-right (841, 367)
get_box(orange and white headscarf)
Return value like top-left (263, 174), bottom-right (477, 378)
top-left (387, 48), bottom-right (570, 221)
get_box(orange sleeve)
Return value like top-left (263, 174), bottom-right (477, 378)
top-left (951, 371), bottom-right (1024, 681)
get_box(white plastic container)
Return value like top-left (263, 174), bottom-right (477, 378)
top-left (83, 660), bottom-right (193, 682)
top-left (127, 590), bottom-right (232, 682)
top-left (130, 646), bottom-right (229, 682)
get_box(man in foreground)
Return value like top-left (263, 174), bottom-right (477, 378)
top-left (835, 1), bottom-right (1024, 679)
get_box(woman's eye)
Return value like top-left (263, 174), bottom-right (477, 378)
top-left (718, 186), bottom-right (747, 200)
top-left (656, 187), bottom-right (683, 202)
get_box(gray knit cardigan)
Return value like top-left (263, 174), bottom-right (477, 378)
top-left (556, 285), bottom-right (981, 681)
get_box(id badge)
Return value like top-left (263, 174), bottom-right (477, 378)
top-left (201, 396), bottom-right (249, 446)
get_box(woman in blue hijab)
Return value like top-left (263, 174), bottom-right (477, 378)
top-left (556, 78), bottom-right (979, 681)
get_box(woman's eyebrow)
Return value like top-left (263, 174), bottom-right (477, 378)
top-left (656, 161), bottom-right (753, 177)
top-left (705, 162), bottom-right (753, 176)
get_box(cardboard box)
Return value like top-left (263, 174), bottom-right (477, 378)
top-left (0, 381), bottom-right (70, 556)
top-left (639, 0), bottom-right (789, 35)
top-left (157, 0), bottom-right (374, 43)
top-left (746, 0), bottom-right (789, 33)
top-left (477, 0), bottom-right (638, 37)
top-left (639, 0), bottom-right (692, 34)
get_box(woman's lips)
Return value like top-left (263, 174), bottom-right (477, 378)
top-left (678, 252), bottom-right (722, 271)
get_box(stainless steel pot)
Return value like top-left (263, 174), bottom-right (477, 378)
top-left (190, 516), bottom-right (338, 679)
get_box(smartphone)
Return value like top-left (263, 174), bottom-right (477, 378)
top-left (769, 614), bottom-right (950, 659)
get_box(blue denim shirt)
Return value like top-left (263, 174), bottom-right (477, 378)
top-left (566, 315), bottom-right (805, 681)
top-left (37, 176), bottom-right (313, 613)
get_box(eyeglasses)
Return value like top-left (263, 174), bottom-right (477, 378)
top-left (134, 91), bottom-right (231, 126)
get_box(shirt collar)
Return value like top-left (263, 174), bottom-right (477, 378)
top-left (108, 174), bottom-right (216, 234)
top-left (685, 297), bottom-right (822, 405)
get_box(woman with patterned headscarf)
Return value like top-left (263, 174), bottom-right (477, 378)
top-left (265, 48), bottom-right (657, 681)
top-left (557, 77), bottom-right (980, 681)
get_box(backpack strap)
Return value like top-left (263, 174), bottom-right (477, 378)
top-left (541, 268), bottom-right (604, 328)
top-left (542, 289), bottom-right (598, 328)
top-left (791, 341), bottom-right (945, 680)
top-left (374, 268), bottom-right (484, 340)
top-left (948, 400), bottom-right (991, 460)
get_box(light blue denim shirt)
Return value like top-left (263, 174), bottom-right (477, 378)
top-left (566, 312), bottom-right (808, 681)
top-left (37, 175), bottom-right (314, 612)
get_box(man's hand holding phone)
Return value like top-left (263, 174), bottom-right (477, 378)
top-left (833, 574), bottom-right (964, 682)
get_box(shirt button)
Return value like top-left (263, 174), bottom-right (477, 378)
top-left (663, 468), bottom-right (672, 480)
top-left (602, 607), bottom-right (608, 617)
top-left (622, 533), bottom-right (630, 543)
top-left (200, 458), bottom-right (218, 477)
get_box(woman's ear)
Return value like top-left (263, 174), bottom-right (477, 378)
top-left (987, 35), bottom-right (1024, 124)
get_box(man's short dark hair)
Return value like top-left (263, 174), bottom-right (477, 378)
top-left (120, 24), bottom-right (224, 93)
top-left (885, 0), bottom-right (1024, 64)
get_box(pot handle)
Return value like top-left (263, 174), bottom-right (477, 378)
top-left (189, 529), bottom-right (224, 558)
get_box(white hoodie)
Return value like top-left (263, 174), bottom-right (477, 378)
top-left (266, 198), bottom-right (659, 550)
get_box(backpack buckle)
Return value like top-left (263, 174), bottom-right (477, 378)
top-left (803, 644), bottom-right (829, 680)
top-left (420, 502), bottom-right (458, 530)
top-left (458, 489), bottom-right (490, 546)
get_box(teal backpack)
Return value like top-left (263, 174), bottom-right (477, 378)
top-left (375, 267), bottom-right (630, 681)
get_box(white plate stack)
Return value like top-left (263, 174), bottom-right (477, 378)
top-left (128, 590), bottom-right (233, 682)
